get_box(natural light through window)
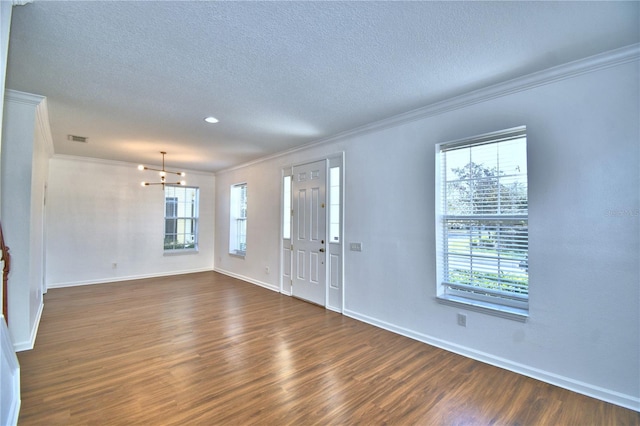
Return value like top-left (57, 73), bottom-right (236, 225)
top-left (164, 185), bottom-right (199, 252)
top-left (229, 183), bottom-right (247, 256)
top-left (329, 167), bottom-right (340, 243)
top-left (283, 175), bottom-right (291, 240)
top-left (437, 126), bottom-right (528, 317)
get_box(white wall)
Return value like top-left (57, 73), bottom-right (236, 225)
top-left (0, 0), bottom-right (13, 317)
top-left (46, 156), bottom-right (215, 287)
top-left (0, 6), bottom-right (20, 426)
top-left (214, 48), bottom-right (640, 410)
top-left (1, 90), bottom-right (52, 351)
top-left (0, 2), bottom-right (10, 124)
top-left (215, 164), bottom-right (283, 291)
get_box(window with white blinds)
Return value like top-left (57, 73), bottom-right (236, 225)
top-left (164, 185), bottom-right (199, 252)
top-left (437, 126), bottom-right (528, 314)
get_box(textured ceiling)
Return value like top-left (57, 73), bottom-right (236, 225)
top-left (5, 1), bottom-right (639, 173)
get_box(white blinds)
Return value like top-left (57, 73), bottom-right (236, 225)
top-left (439, 127), bottom-right (528, 308)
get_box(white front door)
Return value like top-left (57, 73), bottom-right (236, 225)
top-left (291, 160), bottom-right (326, 306)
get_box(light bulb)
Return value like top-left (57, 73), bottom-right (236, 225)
top-left (180, 180), bottom-right (186, 186)
top-left (141, 182), bottom-right (147, 186)
top-left (180, 172), bottom-right (186, 177)
top-left (138, 165), bottom-right (144, 171)
top-left (159, 171), bottom-right (166, 177)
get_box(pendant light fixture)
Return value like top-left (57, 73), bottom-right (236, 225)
top-left (138, 151), bottom-right (186, 187)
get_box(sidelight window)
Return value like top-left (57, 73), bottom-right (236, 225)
top-left (329, 166), bottom-right (341, 243)
top-left (283, 175), bottom-right (292, 240)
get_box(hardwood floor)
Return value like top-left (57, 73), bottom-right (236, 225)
top-left (17, 272), bottom-right (639, 425)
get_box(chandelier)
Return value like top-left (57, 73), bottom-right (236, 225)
top-left (138, 151), bottom-right (186, 187)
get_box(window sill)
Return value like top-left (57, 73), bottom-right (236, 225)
top-left (437, 295), bottom-right (528, 322)
top-left (163, 248), bottom-right (199, 256)
top-left (229, 251), bottom-right (246, 259)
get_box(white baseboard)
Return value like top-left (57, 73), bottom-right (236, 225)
top-left (343, 308), bottom-right (640, 412)
top-left (326, 304), bottom-right (342, 313)
top-left (47, 267), bottom-right (215, 289)
top-left (210, 273), bottom-right (640, 410)
top-left (213, 268), bottom-right (280, 293)
top-left (13, 301), bottom-right (43, 352)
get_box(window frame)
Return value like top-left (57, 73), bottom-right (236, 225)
top-left (329, 166), bottom-right (341, 244)
top-left (229, 182), bottom-right (247, 257)
top-left (163, 185), bottom-right (199, 254)
top-left (282, 175), bottom-right (292, 240)
top-left (436, 126), bottom-right (529, 320)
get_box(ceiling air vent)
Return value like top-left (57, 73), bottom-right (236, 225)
top-left (67, 134), bottom-right (88, 143)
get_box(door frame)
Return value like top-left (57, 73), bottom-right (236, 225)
top-left (280, 152), bottom-right (344, 313)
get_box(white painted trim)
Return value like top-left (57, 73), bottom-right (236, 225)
top-left (278, 152), bottom-right (345, 309)
top-left (13, 300), bottom-right (43, 352)
top-left (279, 166), bottom-right (292, 295)
top-left (343, 308), bottom-right (640, 412)
top-left (0, 315), bottom-right (20, 426)
top-left (326, 153), bottom-right (344, 314)
top-left (35, 97), bottom-right (54, 158)
top-left (4, 88), bottom-right (44, 105)
top-left (51, 154), bottom-right (216, 177)
top-left (47, 267), bottom-right (214, 289)
top-left (339, 154), bottom-right (345, 313)
top-left (214, 267), bottom-right (280, 293)
top-left (216, 43), bottom-right (640, 175)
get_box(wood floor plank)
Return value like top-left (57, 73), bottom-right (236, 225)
top-left (17, 272), bottom-right (640, 425)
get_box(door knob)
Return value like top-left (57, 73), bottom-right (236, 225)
top-left (319, 248), bottom-right (325, 252)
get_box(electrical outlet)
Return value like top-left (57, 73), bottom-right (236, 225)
top-left (457, 313), bottom-right (467, 327)
top-left (265, 266), bottom-right (270, 274)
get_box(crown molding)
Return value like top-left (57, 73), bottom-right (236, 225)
top-left (216, 43), bottom-right (640, 175)
top-left (52, 154), bottom-right (216, 177)
top-left (12, 0), bottom-right (33, 6)
top-left (4, 89), bottom-right (54, 156)
top-left (4, 88), bottom-right (44, 106)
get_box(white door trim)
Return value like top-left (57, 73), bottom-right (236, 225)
top-left (279, 152), bottom-right (344, 312)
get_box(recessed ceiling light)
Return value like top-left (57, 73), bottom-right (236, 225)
top-left (204, 116), bottom-right (219, 124)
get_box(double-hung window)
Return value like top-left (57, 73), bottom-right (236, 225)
top-left (229, 183), bottom-right (247, 256)
top-left (436, 126), bottom-right (528, 318)
top-left (164, 185), bottom-right (199, 252)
